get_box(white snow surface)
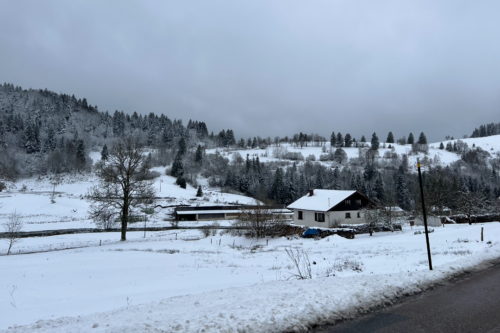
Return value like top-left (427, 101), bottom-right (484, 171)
top-left (1, 223), bottom-right (500, 332)
top-left (287, 190), bottom-right (356, 212)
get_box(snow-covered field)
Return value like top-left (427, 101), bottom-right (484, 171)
top-left (207, 135), bottom-right (500, 171)
top-left (1, 222), bottom-right (500, 332)
top-left (0, 167), bottom-right (256, 232)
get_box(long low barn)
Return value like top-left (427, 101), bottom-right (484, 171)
top-left (174, 205), bottom-right (293, 221)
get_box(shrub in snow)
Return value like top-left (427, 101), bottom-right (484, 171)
top-left (2, 211), bottom-right (24, 255)
top-left (306, 154), bottom-right (316, 162)
top-left (176, 176), bottom-right (187, 189)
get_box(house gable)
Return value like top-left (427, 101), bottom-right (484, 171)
top-left (328, 192), bottom-right (374, 212)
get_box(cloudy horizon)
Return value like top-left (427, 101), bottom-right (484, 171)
top-left (1, 0), bottom-right (499, 142)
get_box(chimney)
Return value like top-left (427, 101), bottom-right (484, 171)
top-left (309, 189), bottom-right (314, 196)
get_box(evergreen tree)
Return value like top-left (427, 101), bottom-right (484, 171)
top-left (401, 155), bottom-right (409, 173)
top-left (101, 144), bottom-right (109, 161)
top-left (147, 130), bottom-right (156, 146)
top-left (196, 185), bottom-right (203, 197)
top-left (177, 137), bottom-right (187, 157)
top-left (336, 132), bottom-right (344, 147)
top-left (361, 135), bottom-right (366, 143)
top-left (284, 181), bottom-right (297, 205)
top-left (239, 175), bottom-right (250, 193)
top-left (330, 132), bottom-right (336, 147)
top-left (374, 175), bottom-right (385, 203)
top-left (350, 175), bottom-right (356, 190)
top-left (224, 169), bottom-right (234, 188)
top-left (171, 153), bottom-right (184, 177)
top-left (255, 156), bottom-right (261, 174)
top-left (23, 119), bottom-right (41, 154)
top-left (316, 168), bottom-right (324, 189)
top-left (386, 132), bottom-right (395, 143)
top-left (407, 133), bottom-right (414, 145)
top-left (0, 121), bottom-right (6, 148)
top-left (251, 137), bottom-right (257, 148)
top-left (363, 162), bottom-right (376, 182)
top-left (355, 174), bottom-right (363, 192)
top-left (270, 168), bottom-right (285, 203)
top-left (439, 142), bottom-right (444, 150)
top-left (46, 127), bottom-right (56, 151)
top-left (176, 176), bottom-right (186, 189)
top-left (332, 167), bottom-right (341, 190)
top-left (162, 128), bottom-right (173, 148)
top-left (344, 133), bottom-right (353, 147)
top-left (396, 174), bottom-right (411, 211)
top-left (76, 139), bottom-right (86, 163)
top-left (226, 129), bottom-right (236, 146)
top-left (371, 132), bottom-right (379, 150)
top-left (418, 132), bottom-right (427, 144)
top-left (195, 145), bottom-right (203, 165)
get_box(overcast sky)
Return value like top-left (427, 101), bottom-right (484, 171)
top-left (1, 1), bottom-right (499, 142)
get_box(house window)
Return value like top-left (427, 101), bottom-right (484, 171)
top-left (356, 200), bottom-right (361, 205)
top-left (298, 211), bottom-right (303, 220)
top-left (357, 212), bottom-right (361, 218)
top-left (345, 212), bottom-right (351, 218)
top-left (345, 200), bottom-right (351, 205)
top-left (315, 213), bottom-right (325, 222)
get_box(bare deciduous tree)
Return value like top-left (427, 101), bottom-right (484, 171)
top-left (236, 201), bottom-right (287, 238)
top-left (2, 211), bottom-right (24, 255)
top-left (361, 206), bottom-right (379, 236)
top-left (87, 137), bottom-right (156, 241)
top-left (89, 206), bottom-right (118, 230)
top-left (455, 188), bottom-right (489, 225)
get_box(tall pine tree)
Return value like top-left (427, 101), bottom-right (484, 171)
top-left (371, 132), bottom-right (379, 150)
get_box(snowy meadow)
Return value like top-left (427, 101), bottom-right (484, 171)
top-left (2, 221), bottom-right (500, 332)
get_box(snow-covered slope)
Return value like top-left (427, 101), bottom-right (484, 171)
top-left (207, 134), bottom-right (500, 171)
top-left (0, 167), bottom-right (256, 232)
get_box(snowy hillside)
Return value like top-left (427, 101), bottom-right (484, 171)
top-left (0, 166), bottom-right (256, 233)
top-left (207, 134), bottom-right (500, 171)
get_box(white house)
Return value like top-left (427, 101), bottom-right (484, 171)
top-left (287, 189), bottom-right (375, 228)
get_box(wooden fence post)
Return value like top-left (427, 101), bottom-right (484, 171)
top-left (481, 227), bottom-right (484, 242)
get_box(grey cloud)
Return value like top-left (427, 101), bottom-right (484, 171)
top-left (1, 0), bottom-right (499, 142)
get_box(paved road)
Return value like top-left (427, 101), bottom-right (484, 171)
top-left (315, 261), bottom-right (500, 333)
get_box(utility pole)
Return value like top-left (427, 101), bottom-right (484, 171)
top-left (417, 158), bottom-right (433, 270)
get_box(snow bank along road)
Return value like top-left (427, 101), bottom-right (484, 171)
top-left (316, 258), bottom-right (500, 333)
top-left (1, 223), bottom-right (500, 332)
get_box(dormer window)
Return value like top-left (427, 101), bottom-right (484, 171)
top-left (345, 200), bottom-right (351, 205)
